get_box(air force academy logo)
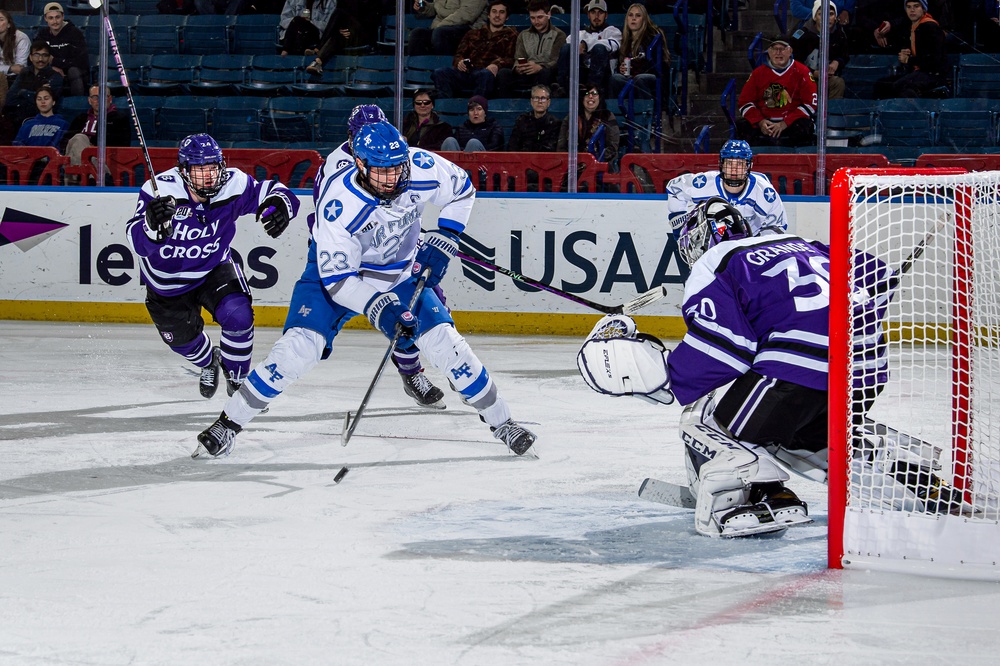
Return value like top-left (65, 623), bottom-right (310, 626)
top-left (763, 187), bottom-right (777, 203)
top-left (692, 174), bottom-right (707, 188)
top-left (324, 199), bottom-right (343, 221)
top-left (413, 151), bottom-right (435, 169)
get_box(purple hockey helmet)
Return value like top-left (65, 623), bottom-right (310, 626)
top-left (347, 104), bottom-right (387, 144)
top-left (178, 133), bottom-right (229, 198)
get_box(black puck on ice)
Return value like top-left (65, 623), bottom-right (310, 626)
top-left (334, 466), bottom-right (349, 483)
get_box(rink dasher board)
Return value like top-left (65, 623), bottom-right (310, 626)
top-left (0, 189), bottom-right (827, 336)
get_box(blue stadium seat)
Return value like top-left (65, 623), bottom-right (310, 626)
top-left (191, 54), bottom-right (251, 95)
top-left (318, 97), bottom-right (367, 143)
top-left (95, 53), bottom-right (150, 95)
top-left (120, 95), bottom-right (160, 146)
top-left (239, 54), bottom-right (302, 95)
top-left (158, 96), bottom-right (216, 141)
top-left (876, 98), bottom-right (938, 147)
top-left (260, 97), bottom-right (320, 143)
top-left (125, 0), bottom-right (160, 12)
top-left (233, 15), bottom-right (280, 55)
top-left (212, 97), bottom-right (267, 143)
top-left (956, 53), bottom-right (1000, 97)
top-left (405, 55), bottom-right (451, 91)
top-left (134, 15), bottom-right (185, 55)
top-left (345, 55), bottom-right (396, 97)
top-left (826, 98), bottom-right (877, 145)
top-left (137, 54), bottom-right (200, 95)
top-left (433, 98), bottom-right (469, 127)
top-left (937, 98), bottom-right (997, 151)
top-left (842, 54), bottom-right (896, 99)
top-left (181, 15), bottom-right (235, 55)
top-left (58, 95), bottom-right (91, 120)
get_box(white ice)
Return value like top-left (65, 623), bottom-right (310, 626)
top-left (2, 321), bottom-right (1000, 665)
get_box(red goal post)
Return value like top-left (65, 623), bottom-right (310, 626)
top-left (828, 167), bottom-right (1000, 579)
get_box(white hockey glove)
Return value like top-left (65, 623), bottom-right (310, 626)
top-left (577, 325), bottom-right (674, 405)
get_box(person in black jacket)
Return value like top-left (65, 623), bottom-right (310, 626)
top-left (401, 89), bottom-right (455, 151)
top-left (34, 3), bottom-right (88, 98)
top-left (507, 84), bottom-right (560, 151)
top-left (873, 0), bottom-right (947, 98)
top-left (557, 85), bottom-right (620, 162)
top-left (789, 0), bottom-right (851, 99)
top-left (441, 95), bottom-right (505, 152)
top-left (63, 85), bottom-right (131, 185)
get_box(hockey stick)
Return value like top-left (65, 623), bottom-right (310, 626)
top-left (637, 477), bottom-right (696, 509)
top-left (457, 252), bottom-right (668, 315)
top-left (103, 16), bottom-right (159, 196)
top-left (870, 217), bottom-right (947, 297)
top-left (341, 267), bottom-right (432, 447)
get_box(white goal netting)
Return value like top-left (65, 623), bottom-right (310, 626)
top-left (832, 170), bottom-right (1000, 578)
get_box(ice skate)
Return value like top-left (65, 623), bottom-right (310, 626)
top-left (491, 419), bottom-right (537, 456)
top-left (716, 483), bottom-right (812, 538)
top-left (199, 347), bottom-right (222, 399)
top-left (400, 371), bottom-right (445, 409)
top-left (226, 376), bottom-right (240, 397)
top-left (193, 412), bottom-right (241, 459)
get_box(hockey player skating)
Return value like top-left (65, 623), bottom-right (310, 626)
top-left (577, 198), bottom-right (963, 537)
top-left (196, 121), bottom-right (537, 459)
top-left (126, 133), bottom-right (298, 399)
top-left (318, 103), bottom-right (447, 410)
top-left (665, 140), bottom-right (787, 238)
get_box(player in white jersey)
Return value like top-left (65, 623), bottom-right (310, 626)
top-left (318, 104), bottom-right (448, 409)
top-left (664, 139), bottom-right (787, 238)
top-left (195, 121), bottom-right (537, 459)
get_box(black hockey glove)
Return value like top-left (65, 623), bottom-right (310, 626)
top-left (413, 229), bottom-right (459, 289)
top-left (257, 194), bottom-right (291, 239)
top-left (144, 195), bottom-right (177, 244)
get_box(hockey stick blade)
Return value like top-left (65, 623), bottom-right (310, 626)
top-left (638, 478), bottom-right (696, 509)
top-left (620, 285), bottom-right (669, 315)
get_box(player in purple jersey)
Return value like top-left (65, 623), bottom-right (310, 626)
top-left (314, 104), bottom-right (447, 409)
top-left (577, 198), bottom-right (916, 536)
top-left (126, 134), bottom-right (300, 400)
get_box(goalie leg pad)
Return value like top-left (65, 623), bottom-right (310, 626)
top-left (577, 336), bottom-right (674, 404)
top-left (224, 326), bottom-right (325, 425)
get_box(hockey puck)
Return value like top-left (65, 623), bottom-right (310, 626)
top-left (334, 466), bottom-right (349, 483)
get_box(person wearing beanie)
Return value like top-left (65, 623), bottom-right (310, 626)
top-left (441, 95), bottom-right (505, 152)
top-left (789, 0), bottom-right (850, 98)
top-left (790, 0), bottom-right (852, 26)
top-left (873, 0), bottom-right (947, 98)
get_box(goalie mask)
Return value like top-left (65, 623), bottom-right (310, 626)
top-left (678, 197), bottom-right (752, 267)
top-left (352, 121), bottom-right (411, 203)
top-left (719, 139), bottom-right (753, 190)
top-left (178, 133), bottom-right (229, 199)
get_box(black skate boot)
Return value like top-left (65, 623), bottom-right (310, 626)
top-left (199, 347), bottom-right (222, 399)
top-left (400, 371), bottom-right (446, 409)
top-left (226, 375), bottom-right (241, 397)
top-left (193, 412), bottom-right (241, 459)
top-left (718, 482), bottom-right (811, 537)
top-left (491, 419), bottom-right (537, 456)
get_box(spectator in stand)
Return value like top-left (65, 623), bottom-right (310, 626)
top-left (279, 0), bottom-right (336, 56)
top-left (609, 3), bottom-right (671, 102)
top-left (431, 0), bottom-right (517, 99)
top-left (507, 83), bottom-right (560, 151)
top-left (2, 40), bottom-right (63, 140)
top-left (556, 0), bottom-right (621, 98)
top-left (441, 95), bottom-right (505, 151)
top-left (873, 1), bottom-right (948, 98)
top-left (736, 35), bottom-right (817, 147)
top-left (410, 0), bottom-right (489, 57)
top-left (789, 0), bottom-right (850, 99)
top-left (495, 1), bottom-right (566, 98)
top-left (63, 85), bottom-right (131, 185)
top-left (0, 10), bottom-right (30, 107)
top-left (12, 85), bottom-right (67, 148)
top-left (303, 0), bottom-right (371, 74)
top-left (791, 0), bottom-right (854, 27)
top-left (557, 85), bottom-right (619, 163)
top-left (401, 88), bottom-right (454, 150)
top-left (34, 3), bottom-right (88, 98)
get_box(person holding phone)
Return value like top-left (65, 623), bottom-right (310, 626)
top-left (431, 0), bottom-right (517, 99)
top-left (494, 0), bottom-right (566, 98)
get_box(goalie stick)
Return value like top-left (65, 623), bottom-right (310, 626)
top-left (637, 478), bottom-right (696, 509)
top-left (457, 252), bottom-right (668, 315)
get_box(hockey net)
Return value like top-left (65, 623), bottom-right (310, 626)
top-left (828, 168), bottom-right (1000, 579)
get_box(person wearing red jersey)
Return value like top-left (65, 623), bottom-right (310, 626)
top-left (735, 35), bottom-right (817, 148)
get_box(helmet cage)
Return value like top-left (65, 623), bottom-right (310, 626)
top-left (719, 140), bottom-right (753, 189)
top-left (678, 197), bottom-right (750, 267)
top-left (178, 134), bottom-right (229, 198)
top-left (352, 122), bottom-right (411, 202)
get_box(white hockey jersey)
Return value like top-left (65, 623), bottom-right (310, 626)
top-left (665, 170), bottom-right (787, 237)
top-left (312, 147), bottom-right (474, 314)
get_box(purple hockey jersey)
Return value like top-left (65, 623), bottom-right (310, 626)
top-left (125, 168), bottom-right (299, 297)
top-left (667, 235), bottom-right (892, 406)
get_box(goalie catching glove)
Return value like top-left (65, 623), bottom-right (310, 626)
top-left (256, 193), bottom-right (292, 238)
top-left (413, 229), bottom-right (459, 288)
top-left (143, 195), bottom-right (177, 244)
top-left (365, 291), bottom-right (417, 341)
top-left (577, 314), bottom-right (674, 405)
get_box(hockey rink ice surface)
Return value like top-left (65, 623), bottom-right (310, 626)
top-left (3, 321), bottom-right (1000, 665)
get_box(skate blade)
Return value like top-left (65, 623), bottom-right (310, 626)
top-left (191, 442), bottom-right (208, 459)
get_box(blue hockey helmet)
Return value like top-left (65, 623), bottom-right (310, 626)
top-left (178, 133), bottom-right (229, 198)
top-left (678, 197), bottom-right (752, 267)
top-left (352, 121), bottom-right (411, 202)
top-left (347, 104), bottom-right (387, 145)
top-left (719, 139), bottom-right (753, 189)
